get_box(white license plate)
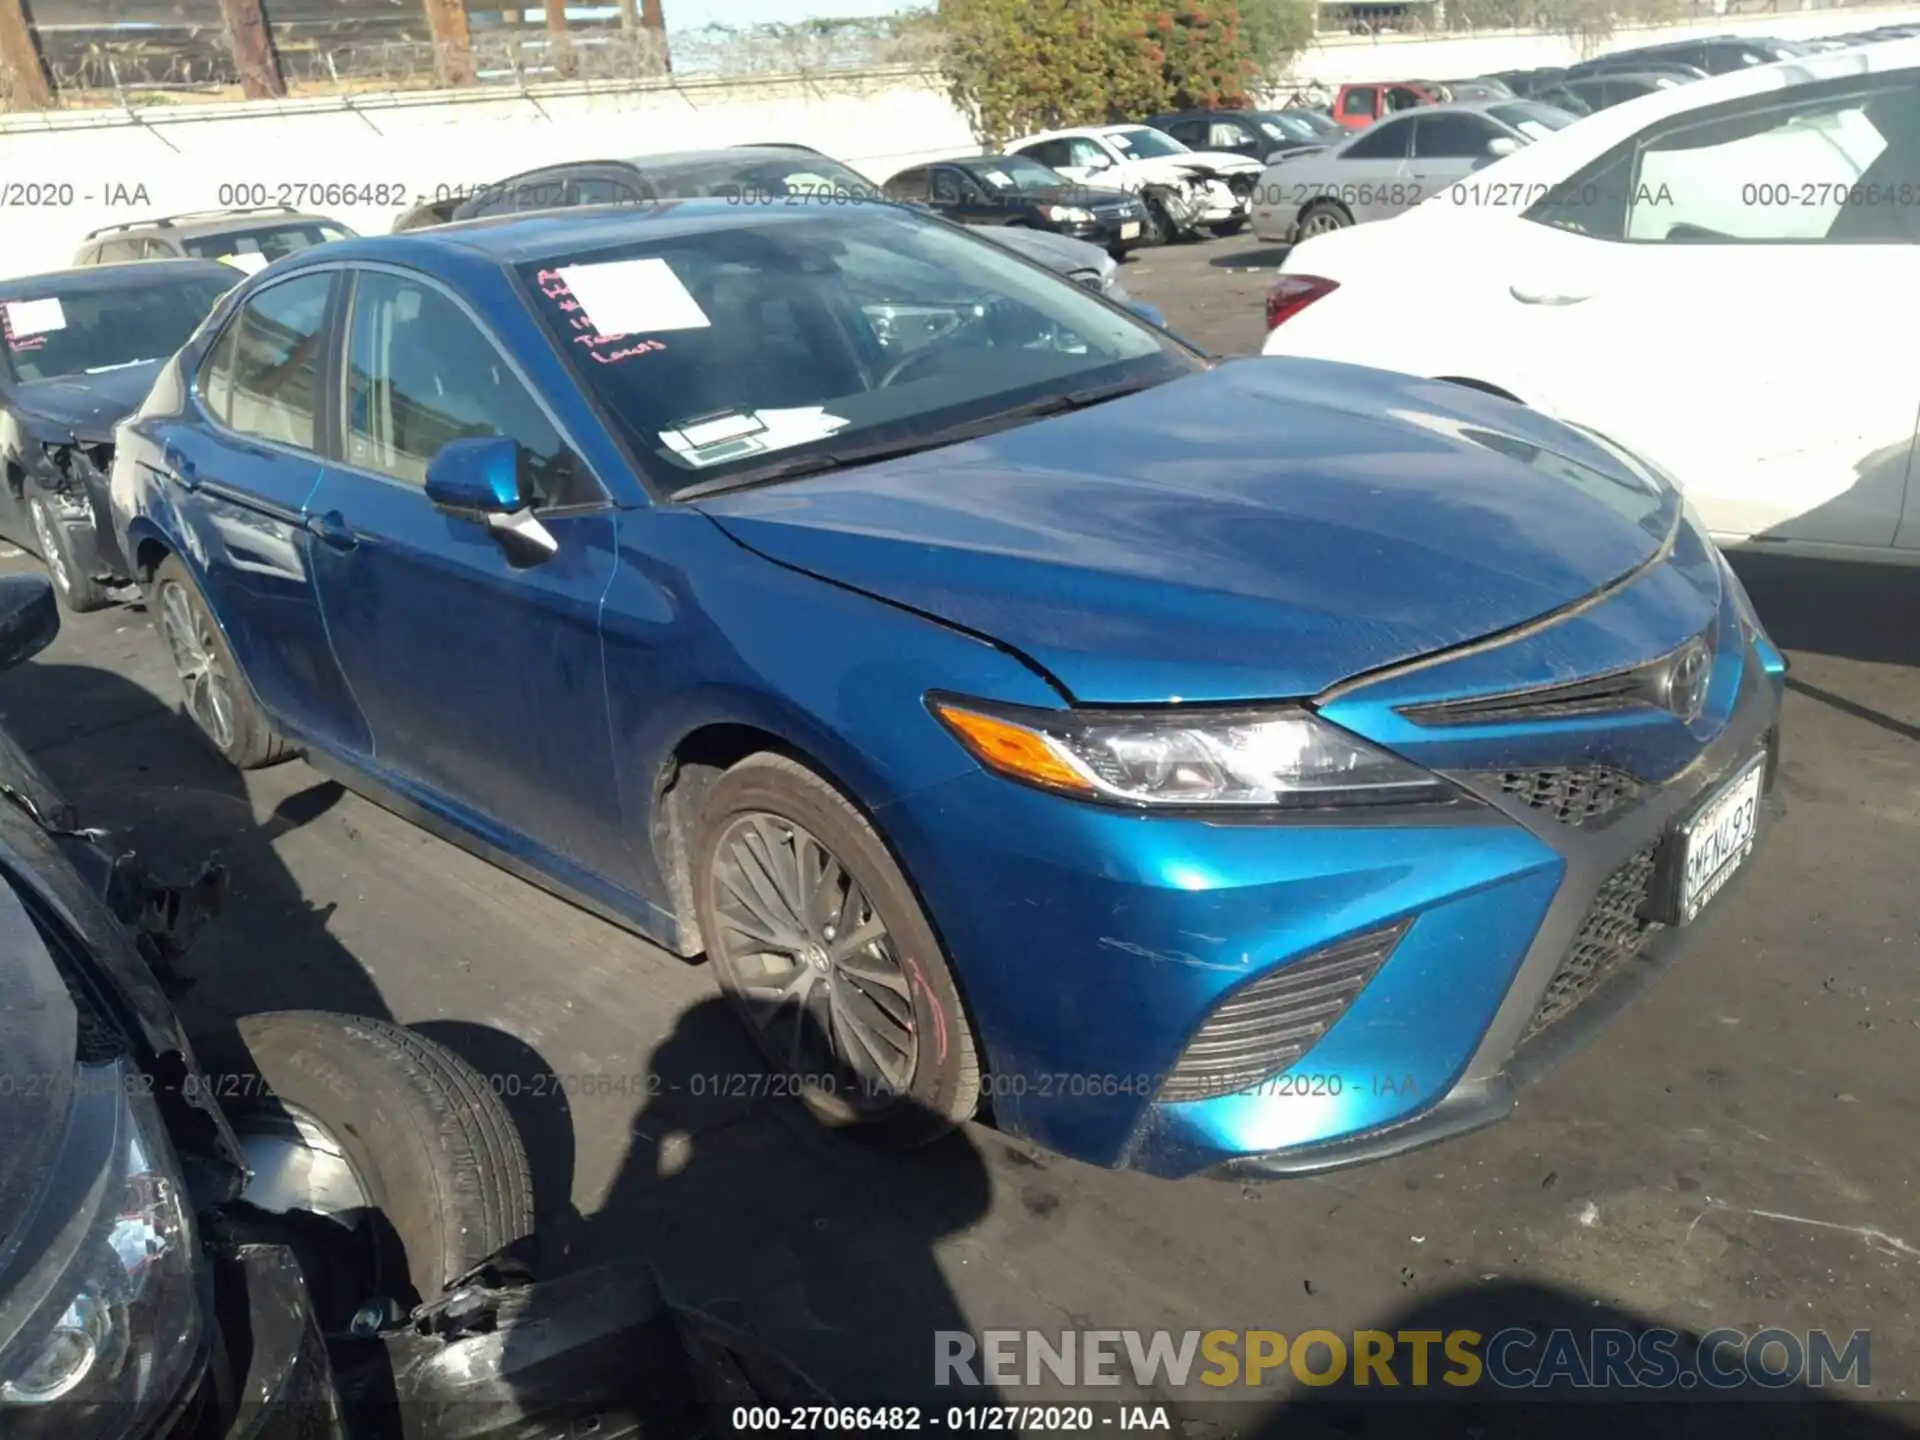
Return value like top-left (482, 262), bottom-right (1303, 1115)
top-left (1678, 756), bottom-right (1765, 923)
top-left (1120, 221), bottom-right (1142, 239)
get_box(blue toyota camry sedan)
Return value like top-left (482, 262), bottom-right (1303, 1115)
top-left (108, 201), bottom-right (1785, 1179)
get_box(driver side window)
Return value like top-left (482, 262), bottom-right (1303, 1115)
top-left (340, 271), bottom-right (577, 503)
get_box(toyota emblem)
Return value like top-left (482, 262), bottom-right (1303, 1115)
top-left (1666, 637), bottom-right (1713, 723)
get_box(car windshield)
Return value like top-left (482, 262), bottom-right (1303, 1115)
top-left (520, 207), bottom-right (1196, 496)
top-left (182, 222), bottom-right (353, 271)
top-left (1106, 126), bottom-right (1189, 158)
top-left (643, 154), bottom-right (881, 200)
top-left (1, 274), bottom-right (233, 383)
top-left (1489, 101), bottom-right (1580, 136)
top-left (963, 156), bottom-right (1070, 191)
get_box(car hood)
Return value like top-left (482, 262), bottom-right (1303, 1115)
top-left (10, 361), bottom-right (163, 443)
top-left (1169, 150), bottom-right (1265, 175)
top-left (1020, 185), bottom-right (1137, 208)
top-left (694, 360), bottom-right (1680, 704)
top-left (977, 225), bottom-right (1111, 276)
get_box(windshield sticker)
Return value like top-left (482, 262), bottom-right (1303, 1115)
top-left (219, 253), bottom-right (271, 275)
top-left (556, 257), bottom-right (711, 337)
top-left (2, 298), bottom-right (65, 339)
top-left (984, 170), bottom-right (1013, 188)
top-left (660, 407), bottom-right (848, 468)
top-left (534, 267), bottom-right (673, 366)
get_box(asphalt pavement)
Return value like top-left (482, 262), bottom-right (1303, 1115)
top-left (2, 232), bottom-right (1916, 1427)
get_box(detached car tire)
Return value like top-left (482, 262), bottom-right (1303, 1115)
top-left (694, 753), bottom-right (980, 1147)
top-left (150, 554), bottom-right (293, 769)
top-left (221, 1011), bottom-right (536, 1303)
top-left (27, 491), bottom-right (111, 614)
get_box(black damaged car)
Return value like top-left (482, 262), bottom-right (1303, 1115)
top-left (1, 262), bottom-right (237, 613)
top-left (0, 571), bottom-right (826, 1436)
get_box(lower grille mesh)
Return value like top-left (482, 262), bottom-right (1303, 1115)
top-left (1158, 922), bottom-right (1407, 1103)
top-left (1521, 846), bottom-right (1663, 1044)
top-left (1494, 765), bottom-right (1643, 826)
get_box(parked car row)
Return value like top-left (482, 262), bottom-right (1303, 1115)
top-left (1261, 36), bottom-right (1920, 566)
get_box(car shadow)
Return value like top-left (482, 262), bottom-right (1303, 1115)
top-left (0, 648), bottom-right (1000, 1418)
top-left (1730, 551), bottom-right (1920, 672)
top-left (1209, 242), bottom-right (1291, 270)
top-left (1242, 1279), bottom-right (1913, 1439)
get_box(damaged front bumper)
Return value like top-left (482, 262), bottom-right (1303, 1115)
top-left (24, 437), bottom-right (130, 583)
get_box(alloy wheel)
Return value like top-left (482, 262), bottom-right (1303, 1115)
top-left (27, 498), bottom-right (71, 599)
top-left (1300, 207), bottom-right (1349, 237)
top-left (157, 579), bottom-right (236, 752)
top-left (709, 813), bottom-right (917, 1106)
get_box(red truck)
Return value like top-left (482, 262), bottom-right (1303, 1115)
top-left (1330, 79), bottom-right (1447, 128)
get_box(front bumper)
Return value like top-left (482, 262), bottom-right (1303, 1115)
top-left (1058, 213), bottom-right (1147, 249)
top-left (880, 537), bottom-right (1787, 1178)
top-left (27, 447), bottom-right (129, 582)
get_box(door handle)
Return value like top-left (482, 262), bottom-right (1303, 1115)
top-left (303, 510), bottom-right (359, 551)
top-left (1510, 283), bottom-right (1593, 306)
top-left (162, 447), bottom-right (199, 491)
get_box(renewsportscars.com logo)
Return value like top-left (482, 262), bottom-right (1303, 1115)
top-left (935, 1327), bottom-right (1871, 1391)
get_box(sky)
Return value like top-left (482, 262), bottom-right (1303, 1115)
top-left (664, 0), bottom-right (909, 29)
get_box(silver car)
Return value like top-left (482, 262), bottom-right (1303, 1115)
top-left (1249, 99), bottom-right (1579, 243)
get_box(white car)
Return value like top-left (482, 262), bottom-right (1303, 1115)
top-left (1261, 40), bottom-right (1920, 563)
top-left (1249, 100), bottom-right (1580, 243)
top-left (1006, 125), bottom-right (1262, 241)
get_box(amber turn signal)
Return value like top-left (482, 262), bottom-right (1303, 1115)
top-left (929, 702), bottom-right (1095, 794)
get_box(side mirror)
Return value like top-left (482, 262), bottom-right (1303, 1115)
top-left (1127, 300), bottom-right (1168, 328)
top-left (1486, 136), bottom-right (1522, 158)
top-left (0, 574), bottom-right (59, 674)
top-left (425, 435), bottom-right (527, 515)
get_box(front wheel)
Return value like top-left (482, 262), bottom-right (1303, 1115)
top-left (27, 492), bottom-right (111, 613)
top-left (151, 554), bottom-right (292, 768)
top-left (694, 753), bottom-right (980, 1146)
top-left (1140, 198), bottom-right (1175, 246)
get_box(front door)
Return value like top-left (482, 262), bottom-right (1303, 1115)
top-left (303, 266), bottom-right (629, 882)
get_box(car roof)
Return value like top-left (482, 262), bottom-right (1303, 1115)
top-left (88, 208), bottom-right (339, 240)
top-left (1435, 38), bottom-right (1920, 186)
top-left (296, 198), bottom-right (915, 271)
top-left (2, 257), bottom-right (239, 294)
top-left (1009, 122), bottom-right (1171, 143)
top-left (497, 146), bottom-right (857, 179)
top-left (1367, 98), bottom-right (1530, 120)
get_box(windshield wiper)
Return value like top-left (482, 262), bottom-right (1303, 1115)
top-left (675, 378), bottom-right (1162, 500)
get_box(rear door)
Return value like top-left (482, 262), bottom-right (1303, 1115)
top-left (1499, 72), bottom-right (1920, 549)
top-left (302, 264), bottom-right (628, 879)
top-left (1325, 116), bottom-right (1417, 222)
top-left (159, 269), bottom-right (370, 752)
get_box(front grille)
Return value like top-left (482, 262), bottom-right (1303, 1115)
top-left (1158, 922), bottom-right (1407, 1103)
top-left (1492, 765), bottom-right (1643, 826)
top-left (1519, 845), bottom-right (1662, 1044)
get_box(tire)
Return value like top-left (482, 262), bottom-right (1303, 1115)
top-left (150, 554), bottom-right (293, 769)
top-left (1141, 198), bottom-right (1175, 246)
top-left (220, 1011), bottom-right (535, 1304)
top-left (1296, 199), bottom-right (1353, 239)
top-left (27, 492), bottom-right (111, 614)
top-left (693, 752), bottom-right (980, 1147)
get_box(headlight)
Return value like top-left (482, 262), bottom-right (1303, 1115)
top-left (0, 1061), bottom-right (203, 1437)
top-left (1044, 205), bottom-right (1094, 223)
top-left (929, 697), bottom-right (1453, 809)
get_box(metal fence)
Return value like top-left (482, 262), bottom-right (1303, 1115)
top-left (7, 17), bottom-right (946, 110)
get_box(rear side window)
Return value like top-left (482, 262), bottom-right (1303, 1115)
top-left (199, 272), bottom-right (334, 449)
top-left (884, 168), bottom-right (931, 203)
top-left (1344, 117), bottom-right (1411, 160)
top-left (573, 177), bottom-right (644, 205)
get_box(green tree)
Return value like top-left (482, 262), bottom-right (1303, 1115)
top-left (938, 0), bottom-right (1304, 146)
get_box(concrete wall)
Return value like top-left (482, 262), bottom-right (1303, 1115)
top-left (3, 4), bottom-right (1917, 279)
